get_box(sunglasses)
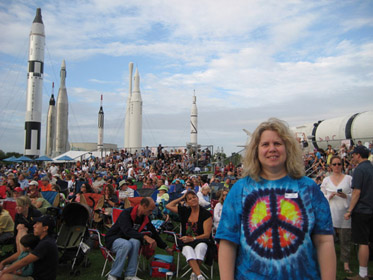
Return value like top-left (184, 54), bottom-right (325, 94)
top-left (332, 163), bottom-right (342, 166)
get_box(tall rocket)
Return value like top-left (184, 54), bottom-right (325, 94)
top-left (24, 8), bottom-right (45, 157)
top-left (190, 91), bottom-right (198, 146)
top-left (45, 83), bottom-right (56, 157)
top-left (128, 68), bottom-right (143, 151)
top-left (98, 94), bottom-right (104, 152)
top-left (55, 60), bottom-right (69, 156)
top-left (124, 62), bottom-right (133, 149)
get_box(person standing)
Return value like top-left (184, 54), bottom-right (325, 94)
top-left (344, 145), bottom-right (373, 280)
top-left (216, 118), bottom-right (335, 280)
top-left (321, 155), bottom-right (353, 274)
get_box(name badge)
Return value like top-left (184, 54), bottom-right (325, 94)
top-left (285, 193), bottom-right (298, 199)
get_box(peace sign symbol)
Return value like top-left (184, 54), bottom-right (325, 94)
top-left (242, 188), bottom-right (308, 259)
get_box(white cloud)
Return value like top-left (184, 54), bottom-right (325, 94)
top-left (0, 0), bottom-right (372, 156)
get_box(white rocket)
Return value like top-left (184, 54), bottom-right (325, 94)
top-left (124, 62), bottom-right (133, 149)
top-left (291, 111), bottom-right (373, 151)
top-left (190, 91), bottom-right (198, 146)
top-left (24, 8), bottom-right (45, 157)
top-left (98, 94), bottom-right (104, 152)
top-left (128, 68), bottom-right (143, 152)
top-left (55, 60), bottom-right (69, 156)
top-left (45, 83), bottom-right (56, 157)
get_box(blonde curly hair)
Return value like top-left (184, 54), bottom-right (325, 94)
top-left (242, 118), bottom-right (305, 181)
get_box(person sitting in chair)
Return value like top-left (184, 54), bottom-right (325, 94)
top-left (166, 191), bottom-right (213, 280)
top-left (105, 197), bottom-right (172, 280)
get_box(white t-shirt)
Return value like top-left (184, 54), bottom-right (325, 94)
top-left (321, 175), bottom-right (352, 228)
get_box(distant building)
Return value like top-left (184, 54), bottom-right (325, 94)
top-left (70, 142), bottom-right (117, 151)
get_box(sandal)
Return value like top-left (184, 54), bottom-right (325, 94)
top-left (344, 269), bottom-right (353, 274)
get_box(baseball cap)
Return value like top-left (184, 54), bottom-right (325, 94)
top-left (34, 215), bottom-right (55, 230)
top-left (29, 180), bottom-right (39, 186)
top-left (14, 187), bottom-right (23, 193)
top-left (352, 145), bottom-right (370, 158)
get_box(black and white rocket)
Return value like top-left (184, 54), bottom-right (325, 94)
top-left (97, 94), bottom-right (104, 152)
top-left (190, 91), bottom-right (198, 146)
top-left (24, 8), bottom-right (45, 157)
top-left (124, 62), bottom-right (133, 149)
top-left (55, 60), bottom-right (69, 156)
top-left (45, 83), bottom-right (56, 157)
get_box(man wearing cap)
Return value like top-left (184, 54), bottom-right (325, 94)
top-left (118, 180), bottom-right (134, 208)
top-left (105, 197), bottom-right (172, 280)
top-left (344, 145), bottom-right (373, 280)
top-left (0, 215), bottom-right (58, 280)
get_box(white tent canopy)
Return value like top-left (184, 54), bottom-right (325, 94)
top-left (52, 150), bottom-right (112, 162)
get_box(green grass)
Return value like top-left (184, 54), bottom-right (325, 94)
top-left (55, 237), bottom-right (373, 280)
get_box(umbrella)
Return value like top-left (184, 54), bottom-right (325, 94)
top-left (2, 156), bottom-right (18, 162)
top-left (16, 156), bottom-right (33, 162)
top-left (35, 155), bottom-right (53, 161)
top-left (56, 155), bottom-right (74, 161)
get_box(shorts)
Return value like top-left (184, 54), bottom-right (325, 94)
top-left (351, 212), bottom-right (373, 245)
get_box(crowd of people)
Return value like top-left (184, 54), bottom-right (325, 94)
top-left (0, 127), bottom-right (371, 279)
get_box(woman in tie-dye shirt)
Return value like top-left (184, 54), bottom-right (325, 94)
top-left (216, 118), bottom-right (336, 280)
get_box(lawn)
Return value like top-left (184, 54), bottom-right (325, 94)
top-left (55, 236), bottom-right (373, 280)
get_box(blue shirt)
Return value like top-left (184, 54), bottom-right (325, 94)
top-left (216, 175), bottom-right (333, 280)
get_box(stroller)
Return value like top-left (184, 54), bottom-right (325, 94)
top-left (57, 202), bottom-right (92, 276)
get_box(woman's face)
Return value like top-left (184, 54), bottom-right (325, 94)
top-left (331, 158), bottom-right (342, 173)
top-left (81, 185), bottom-right (87, 193)
top-left (16, 203), bottom-right (27, 214)
top-left (222, 191), bottom-right (228, 202)
top-left (186, 193), bottom-right (198, 206)
top-left (202, 188), bottom-right (209, 196)
top-left (258, 130), bottom-right (287, 175)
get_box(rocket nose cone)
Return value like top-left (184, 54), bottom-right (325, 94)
top-left (33, 8), bottom-right (43, 24)
top-left (61, 60), bottom-right (66, 68)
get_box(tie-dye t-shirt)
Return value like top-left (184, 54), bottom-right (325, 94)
top-left (215, 175), bottom-right (333, 280)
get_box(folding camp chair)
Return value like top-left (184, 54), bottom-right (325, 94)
top-left (110, 207), bottom-right (153, 273)
top-left (88, 228), bottom-right (115, 277)
top-left (89, 226), bottom-right (153, 278)
top-left (41, 191), bottom-right (60, 207)
top-left (164, 229), bottom-right (214, 279)
top-left (80, 193), bottom-right (104, 227)
top-left (41, 191), bottom-right (61, 225)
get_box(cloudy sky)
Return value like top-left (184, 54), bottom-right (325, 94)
top-left (0, 0), bottom-right (372, 156)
